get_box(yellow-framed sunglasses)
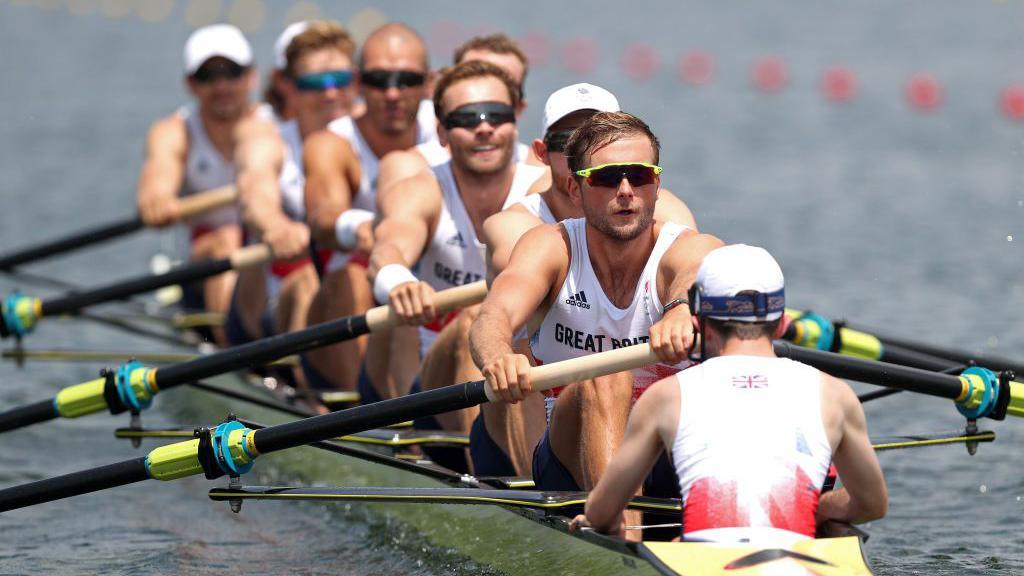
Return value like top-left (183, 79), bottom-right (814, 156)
top-left (574, 162), bottom-right (663, 188)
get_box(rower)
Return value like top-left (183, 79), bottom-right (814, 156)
top-left (571, 244), bottom-right (888, 543)
top-left (470, 111), bottom-right (721, 499)
top-left (301, 22), bottom-right (436, 392)
top-left (135, 24), bottom-right (262, 345)
top-left (227, 21), bottom-right (357, 396)
top-left (472, 84), bottom-right (698, 478)
top-left (377, 33), bottom-right (539, 195)
top-left (367, 61), bottom-right (545, 470)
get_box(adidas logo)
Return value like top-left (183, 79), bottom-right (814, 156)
top-left (565, 290), bottom-right (591, 309)
top-left (446, 231), bottom-right (467, 248)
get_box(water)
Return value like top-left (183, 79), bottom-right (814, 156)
top-left (2, 1), bottom-right (1024, 574)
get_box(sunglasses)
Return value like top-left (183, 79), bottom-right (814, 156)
top-left (442, 102), bottom-right (516, 130)
top-left (575, 162), bottom-right (663, 188)
top-left (360, 69), bottom-right (426, 90)
top-left (543, 130), bottom-right (573, 153)
top-left (191, 61), bottom-right (246, 84)
top-left (294, 70), bottom-right (354, 92)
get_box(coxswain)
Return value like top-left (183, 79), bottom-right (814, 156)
top-left (571, 244), bottom-right (888, 544)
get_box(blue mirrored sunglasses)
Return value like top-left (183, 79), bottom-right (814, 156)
top-left (294, 70), bottom-right (354, 92)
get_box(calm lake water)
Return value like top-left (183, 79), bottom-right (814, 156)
top-left (2, 1), bottom-right (1024, 574)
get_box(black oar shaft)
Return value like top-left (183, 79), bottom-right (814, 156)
top-left (0, 400), bottom-right (58, 432)
top-left (0, 457), bottom-right (148, 512)
top-left (861, 328), bottom-right (1024, 376)
top-left (773, 341), bottom-right (963, 400)
top-left (155, 314), bottom-right (369, 388)
top-left (40, 259), bottom-right (232, 317)
top-left (253, 380), bottom-right (489, 454)
top-left (0, 217), bottom-right (143, 271)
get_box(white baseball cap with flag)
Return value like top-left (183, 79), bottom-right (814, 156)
top-left (695, 244), bottom-right (786, 322)
top-left (273, 21), bottom-right (311, 70)
top-left (541, 83), bottom-right (620, 134)
top-left (183, 24), bottom-right (253, 75)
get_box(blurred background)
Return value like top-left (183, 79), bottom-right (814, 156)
top-left (1, 1), bottom-right (1023, 574)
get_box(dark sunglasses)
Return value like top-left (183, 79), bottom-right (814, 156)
top-left (575, 162), bottom-right (663, 188)
top-left (442, 102), bottom-right (516, 130)
top-left (294, 70), bottom-right (354, 92)
top-left (543, 130), bottom-right (574, 153)
top-left (360, 69), bottom-right (426, 90)
top-left (191, 61), bottom-right (247, 84)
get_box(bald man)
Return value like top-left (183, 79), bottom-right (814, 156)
top-left (301, 23), bottom-right (439, 397)
top-left (376, 33), bottom-right (542, 196)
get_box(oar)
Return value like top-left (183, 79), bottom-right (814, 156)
top-left (0, 244), bottom-right (272, 339)
top-left (783, 309), bottom-right (969, 372)
top-left (0, 186), bottom-right (237, 271)
top-left (0, 343), bottom-right (657, 511)
top-left (771, 341), bottom-right (1024, 420)
top-left (0, 281), bottom-right (487, 433)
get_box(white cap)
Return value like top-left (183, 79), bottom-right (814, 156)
top-left (541, 83), bottom-right (620, 134)
top-left (695, 244), bottom-right (785, 322)
top-left (183, 24), bottom-right (253, 75)
top-left (274, 21), bottom-right (311, 70)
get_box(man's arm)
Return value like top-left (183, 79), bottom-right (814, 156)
top-left (481, 207), bottom-right (544, 285)
top-left (818, 374), bottom-right (888, 524)
top-left (136, 115), bottom-right (187, 227)
top-left (471, 224), bottom-right (566, 403)
top-left (235, 118), bottom-right (309, 259)
top-left (574, 377), bottom-right (679, 536)
top-left (653, 187), bottom-right (698, 231)
top-left (367, 171), bottom-right (441, 324)
top-left (303, 129), bottom-right (361, 252)
top-left (377, 149), bottom-right (431, 195)
top-left (649, 232), bottom-right (724, 364)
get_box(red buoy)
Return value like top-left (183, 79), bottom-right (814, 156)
top-left (622, 43), bottom-right (659, 82)
top-left (906, 73), bottom-right (943, 111)
top-left (821, 66), bottom-right (857, 103)
top-left (1000, 85), bottom-right (1024, 121)
top-left (678, 50), bottom-right (714, 86)
top-left (753, 56), bottom-right (788, 92)
top-left (563, 37), bottom-right (598, 75)
top-left (518, 31), bottom-right (551, 68)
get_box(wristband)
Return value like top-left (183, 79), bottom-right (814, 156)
top-left (663, 298), bottom-right (690, 313)
top-left (373, 263), bottom-right (418, 305)
top-left (334, 209), bottom-right (375, 250)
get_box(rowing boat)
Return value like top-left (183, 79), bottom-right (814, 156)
top-left (107, 314), bottom-right (873, 576)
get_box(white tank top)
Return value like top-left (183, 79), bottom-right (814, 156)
top-left (416, 160), bottom-right (546, 357)
top-left (530, 218), bottom-right (692, 419)
top-left (263, 118), bottom-right (309, 296)
top-left (324, 114), bottom-right (440, 273)
top-left (515, 192), bottom-right (556, 225)
top-left (671, 355), bottom-right (832, 543)
top-left (277, 118), bottom-right (305, 222)
top-left (179, 105), bottom-right (241, 229)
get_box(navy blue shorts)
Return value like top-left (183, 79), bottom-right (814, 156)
top-left (299, 354), bottom-right (338, 391)
top-left (532, 429), bottom-right (581, 491)
top-left (533, 429), bottom-right (681, 496)
top-left (224, 287), bottom-right (274, 347)
top-left (469, 413), bottom-right (517, 478)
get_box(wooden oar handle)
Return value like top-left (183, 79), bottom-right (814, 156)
top-left (177, 185), bottom-right (238, 219)
top-left (364, 280), bottom-right (488, 331)
top-left (228, 244), bottom-right (273, 269)
top-left (514, 344), bottom-right (660, 401)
